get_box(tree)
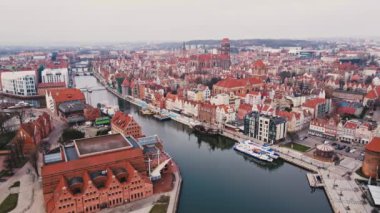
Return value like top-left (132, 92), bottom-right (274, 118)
top-left (14, 137), bottom-right (25, 160)
top-left (0, 112), bottom-right (11, 134)
top-left (29, 147), bottom-right (39, 177)
top-left (60, 128), bottom-right (85, 143)
top-left (365, 75), bottom-right (374, 85)
top-left (13, 108), bottom-right (27, 125)
top-left (279, 71), bottom-right (291, 83)
top-left (205, 77), bottom-right (221, 89)
top-left (5, 156), bottom-right (14, 174)
top-left (96, 128), bottom-right (110, 136)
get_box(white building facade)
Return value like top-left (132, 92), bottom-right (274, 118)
top-left (41, 68), bottom-right (69, 86)
top-left (1, 70), bottom-right (37, 96)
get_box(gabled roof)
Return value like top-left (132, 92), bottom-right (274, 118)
top-left (366, 137), bottom-right (380, 153)
top-left (303, 98), bottom-right (326, 108)
top-left (214, 77), bottom-right (262, 89)
top-left (49, 88), bottom-right (85, 103)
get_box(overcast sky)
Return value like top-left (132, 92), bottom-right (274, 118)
top-left (0, 0), bottom-right (379, 45)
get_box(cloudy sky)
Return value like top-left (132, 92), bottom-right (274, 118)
top-left (0, 0), bottom-right (378, 45)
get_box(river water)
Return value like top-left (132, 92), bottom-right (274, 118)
top-left (75, 76), bottom-right (332, 213)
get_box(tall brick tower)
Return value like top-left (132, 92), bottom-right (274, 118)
top-left (220, 38), bottom-right (230, 56)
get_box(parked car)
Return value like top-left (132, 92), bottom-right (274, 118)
top-left (339, 145), bottom-right (347, 150)
top-left (350, 148), bottom-right (356, 153)
top-left (324, 140), bottom-right (329, 144)
top-left (345, 147), bottom-right (351, 152)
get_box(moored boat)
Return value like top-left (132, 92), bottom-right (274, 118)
top-left (140, 108), bottom-right (154, 116)
top-left (193, 125), bottom-right (219, 136)
top-left (153, 113), bottom-right (171, 121)
top-left (233, 143), bottom-right (273, 162)
top-left (241, 140), bottom-right (279, 159)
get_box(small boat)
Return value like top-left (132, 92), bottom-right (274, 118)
top-left (140, 108), bottom-right (154, 116)
top-left (153, 113), bottom-right (171, 121)
top-left (234, 143), bottom-right (273, 162)
top-left (193, 125), bottom-right (219, 136)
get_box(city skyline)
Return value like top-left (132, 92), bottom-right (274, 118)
top-left (0, 0), bottom-right (379, 45)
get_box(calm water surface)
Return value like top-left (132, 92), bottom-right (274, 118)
top-left (76, 76), bottom-right (332, 213)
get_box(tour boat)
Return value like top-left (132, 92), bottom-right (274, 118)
top-left (241, 140), bottom-right (279, 159)
top-left (234, 142), bottom-right (273, 162)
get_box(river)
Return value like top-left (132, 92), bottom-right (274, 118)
top-left (75, 75), bottom-right (332, 213)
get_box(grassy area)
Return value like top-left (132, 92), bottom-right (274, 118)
top-left (9, 181), bottom-right (20, 189)
top-left (284, 142), bottom-right (311, 152)
top-left (150, 196), bottom-right (170, 213)
top-left (0, 170), bottom-right (14, 178)
top-left (150, 203), bottom-right (169, 213)
top-left (0, 131), bottom-right (16, 150)
top-left (0, 193), bottom-right (18, 213)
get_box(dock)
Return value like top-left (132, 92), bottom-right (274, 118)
top-left (306, 173), bottom-right (325, 188)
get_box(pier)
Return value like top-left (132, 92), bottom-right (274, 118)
top-left (306, 173), bottom-right (325, 188)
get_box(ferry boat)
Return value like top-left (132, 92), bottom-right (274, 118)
top-left (234, 142), bottom-right (273, 162)
top-left (241, 140), bottom-right (279, 159)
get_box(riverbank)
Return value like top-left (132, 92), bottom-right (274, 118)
top-left (91, 71), bottom-right (350, 212)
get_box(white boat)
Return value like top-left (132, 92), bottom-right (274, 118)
top-left (234, 143), bottom-right (273, 162)
top-left (241, 140), bottom-right (280, 159)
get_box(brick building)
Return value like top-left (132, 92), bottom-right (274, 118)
top-left (302, 98), bottom-right (331, 118)
top-left (37, 82), bottom-right (66, 96)
top-left (46, 88), bottom-right (86, 123)
top-left (41, 134), bottom-right (153, 213)
top-left (212, 77), bottom-right (263, 96)
top-left (198, 102), bottom-right (216, 124)
top-left (362, 137), bottom-right (380, 177)
top-left (13, 112), bottom-right (52, 154)
top-left (111, 111), bottom-right (143, 138)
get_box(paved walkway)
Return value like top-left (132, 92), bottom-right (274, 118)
top-left (278, 147), bottom-right (372, 213)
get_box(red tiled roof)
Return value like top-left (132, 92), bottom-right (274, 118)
top-left (38, 82), bottom-right (66, 88)
top-left (252, 60), bottom-right (266, 69)
top-left (239, 103), bottom-right (252, 111)
top-left (49, 88), bottom-right (85, 103)
top-left (214, 77), bottom-right (262, 89)
top-left (366, 137), bottom-right (380, 153)
top-left (121, 79), bottom-right (130, 87)
top-left (344, 121), bottom-right (359, 129)
top-left (111, 111), bottom-right (132, 128)
top-left (303, 98), bottom-right (326, 108)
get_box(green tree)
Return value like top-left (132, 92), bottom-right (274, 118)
top-left (29, 147), bottom-right (39, 177)
top-left (60, 128), bottom-right (85, 143)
